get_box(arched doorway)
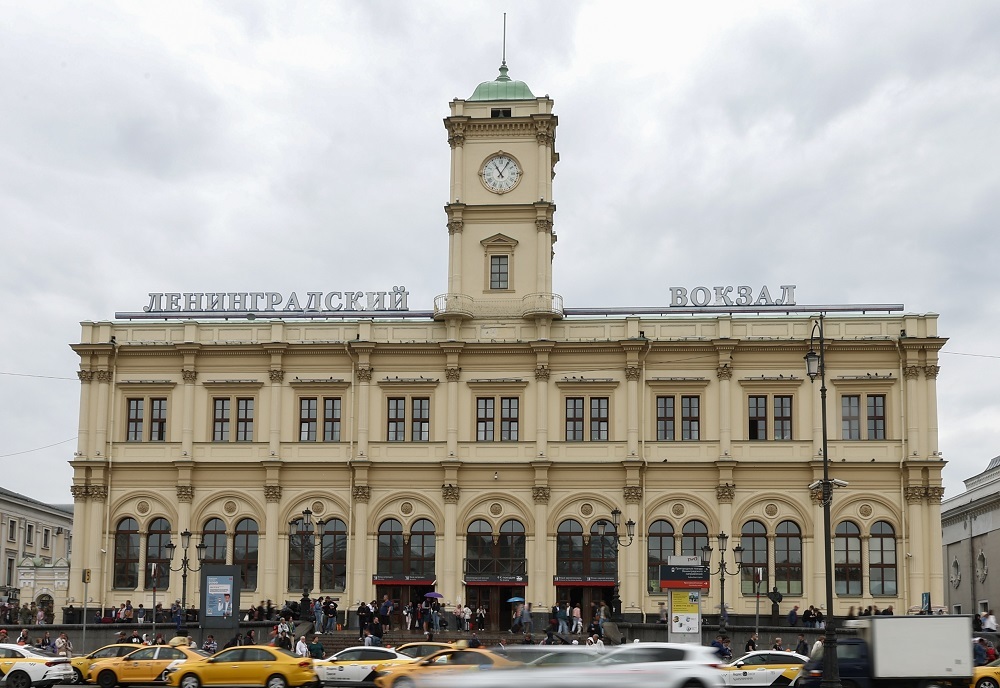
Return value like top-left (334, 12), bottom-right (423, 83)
top-left (35, 593), bottom-right (54, 624)
top-left (464, 519), bottom-right (526, 630)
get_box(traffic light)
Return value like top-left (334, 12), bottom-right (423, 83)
top-left (82, 569), bottom-right (91, 584)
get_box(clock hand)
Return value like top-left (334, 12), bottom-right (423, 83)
top-left (493, 162), bottom-right (504, 178)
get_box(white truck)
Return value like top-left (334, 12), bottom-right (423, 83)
top-left (797, 615), bottom-right (973, 688)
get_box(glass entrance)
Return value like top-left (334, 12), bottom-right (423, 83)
top-left (465, 585), bottom-right (522, 631)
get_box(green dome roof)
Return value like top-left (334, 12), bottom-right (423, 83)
top-left (469, 63), bottom-right (534, 101)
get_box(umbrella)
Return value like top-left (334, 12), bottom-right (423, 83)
top-left (506, 597), bottom-right (525, 603)
top-left (424, 592), bottom-right (444, 598)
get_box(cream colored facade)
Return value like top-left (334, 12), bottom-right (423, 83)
top-left (69, 64), bottom-right (947, 626)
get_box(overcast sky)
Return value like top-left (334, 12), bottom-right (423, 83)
top-left (2, 1), bottom-right (999, 505)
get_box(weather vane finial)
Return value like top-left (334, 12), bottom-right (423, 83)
top-left (502, 12), bottom-right (507, 66)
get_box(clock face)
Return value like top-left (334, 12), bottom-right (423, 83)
top-left (481, 154), bottom-right (522, 194)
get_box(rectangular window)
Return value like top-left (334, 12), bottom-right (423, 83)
top-left (213, 398), bottom-right (231, 441)
top-left (774, 395), bottom-right (793, 440)
top-left (590, 397), bottom-right (609, 441)
top-left (656, 396), bottom-right (675, 441)
top-left (490, 108), bottom-right (512, 118)
top-left (500, 397), bottom-right (519, 441)
top-left (299, 398), bottom-right (318, 441)
top-left (868, 395), bottom-right (886, 440)
top-left (5, 557), bottom-right (13, 586)
top-left (323, 398), bottom-right (342, 442)
top-left (149, 398), bottom-right (167, 441)
top-left (42, 529), bottom-right (50, 550)
top-left (387, 398), bottom-right (406, 441)
top-left (126, 399), bottom-right (144, 441)
top-left (681, 396), bottom-right (700, 441)
top-left (235, 398), bottom-right (254, 442)
top-left (748, 395), bottom-right (767, 440)
top-left (6, 520), bottom-right (14, 542)
top-left (490, 255), bottom-right (509, 290)
top-left (477, 398), bottom-right (495, 441)
top-left (566, 397), bottom-right (585, 441)
top-left (25, 524), bottom-right (34, 546)
top-left (412, 398), bottom-right (430, 441)
top-left (842, 395), bottom-right (861, 440)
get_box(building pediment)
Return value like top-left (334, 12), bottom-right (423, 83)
top-left (480, 233), bottom-right (519, 250)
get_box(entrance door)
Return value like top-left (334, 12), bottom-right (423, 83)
top-left (375, 584), bottom-right (434, 631)
top-left (465, 586), bottom-right (522, 631)
top-left (558, 586), bottom-right (613, 626)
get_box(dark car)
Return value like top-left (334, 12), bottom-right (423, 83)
top-left (796, 637), bottom-right (871, 688)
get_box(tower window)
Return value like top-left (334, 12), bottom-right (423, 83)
top-left (490, 255), bottom-right (509, 290)
top-left (491, 108), bottom-right (512, 118)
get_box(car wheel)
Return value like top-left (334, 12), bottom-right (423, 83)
top-left (179, 675), bottom-right (201, 688)
top-left (681, 681), bottom-right (704, 688)
top-left (979, 680), bottom-right (1000, 688)
top-left (395, 678), bottom-right (415, 688)
top-left (266, 675), bottom-right (288, 688)
top-left (8, 671), bottom-right (32, 688)
top-left (98, 670), bottom-right (118, 688)
top-left (72, 669), bottom-right (85, 685)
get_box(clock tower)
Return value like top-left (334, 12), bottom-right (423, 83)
top-left (436, 62), bottom-right (561, 328)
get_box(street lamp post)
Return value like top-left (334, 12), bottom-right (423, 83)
top-left (296, 509), bottom-right (315, 612)
top-left (805, 315), bottom-right (842, 688)
top-left (701, 532), bottom-right (744, 632)
top-left (165, 529), bottom-right (207, 625)
top-left (597, 507), bottom-right (635, 621)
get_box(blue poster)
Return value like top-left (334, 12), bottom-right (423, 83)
top-left (205, 575), bottom-right (234, 618)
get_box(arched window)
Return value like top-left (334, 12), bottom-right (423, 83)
top-left (465, 519), bottom-right (526, 576)
top-left (465, 520), bottom-right (493, 575)
top-left (377, 519), bottom-right (404, 575)
top-left (202, 518), bottom-right (227, 566)
top-left (234, 518), bottom-right (259, 590)
top-left (740, 521), bottom-right (767, 594)
top-left (497, 519), bottom-right (526, 575)
top-left (113, 517), bottom-right (140, 589)
top-left (869, 521), bottom-right (897, 596)
top-left (590, 521), bottom-right (617, 576)
top-left (557, 520), bottom-right (584, 576)
top-left (409, 519), bottom-right (436, 578)
top-left (288, 516), bottom-right (314, 593)
top-left (145, 518), bottom-right (171, 590)
top-left (774, 520), bottom-right (802, 595)
top-left (320, 518), bottom-right (347, 591)
top-left (835, 521), bottom-right (862, 595)
top-left (647, 520), bottom-right (675, 592)
top-left (681, 520), bottom-right (709, 557)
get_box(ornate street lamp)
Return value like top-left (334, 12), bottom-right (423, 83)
top-left (805, 315), bottom-right (842, 688)
top-left (701, 532), bottom-right (744, 632)
top-left (296, 508), bottom-right (315, 601)
top-left (597, 507), bottom-right (636, 620)
top-left (165, 529), bottom-right (207, 621)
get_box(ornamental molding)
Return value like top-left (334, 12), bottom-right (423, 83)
top-left (716, 483), bottom-right (736, 503)
top-left (356, 366), bottom-right (373, 383)
top-left (353, 485), bottom-right (371, 503)
top-left (447, 219), bottom-right (464, 234)
top-left (924, 365), bottom-right (941, 379)
top-left (532, 486), bottom-right (550, 504)
top-left (182, 370), bottom-right (198, 383)
top-left (264, 485), bottom-right (282, 503)
top-left (445, 367), bottom-right (462, 382)
top-left (176, 485), bottom-right (194, 503)
top-left (535, 219), bottom-right (553, 233)
top-left (624, 486), bottom-right (643, 503)
top-left (925, 486), bottom-right (945, 503)
top-left (624, 366), bottom-right (641, 382)
top-left (903, 366), bottom-right (921, 380)
top-left (534, 365), bottom-right (550, 381)
top-left (905, 486), bottom-right (926, 503)
top-left (87, 484), bottom-right (108, 500)
top-left (94, 370), bottom-right (113, 383)
top-left (77, 370), bottom-right (94, 383)
top-left (70, 485), bottom-right (88, 500)
top-left (269, 369), bottom-right (285, 383)
top-left (951, 556), bottom-right (962, 589)
top-left (978, 550), bottom-right (989, 583)
top-left (716, 364), bottom-right (733, 381)
top-left (809, 487), bottom-right (824, 505)
top-left (446, 121), bottom-right (466, 148)
top-left (442, 484), bottom-right (460, 503)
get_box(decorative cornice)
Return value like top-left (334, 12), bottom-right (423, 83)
top-left (269, 369), bottom-right (285, 383)
top-left (87, 484), bottom-right (108, 500)
top-left (905, 485), bottom-right (925, 503)
top-left (94, 370), bottom-right (113, 383)
top-left (264, 485), bottom-right (282, 503)
top-left (532, 486), bottom-right (550, 504)
top-left (534, 365), bottom-right (550, 381)
top-left (182, 370), bottom-right (198, 383)
top-left (176, 485), bottom-right (194, 503)
top-left (447, 219), bottom-right (464, 234)
top-left (903, 366), bottom-right (921, 380)
top-left (445, 367), bottom-right (462, 382)
top-left (716, 483), bottom-right (735, 503)
top-left (356, 366), bottom-right (373, 383)
top-left (924, 365), bottom-right (941, 380)
top-left (442, 484), bottom-right (460, 503)
top-left (624, 486), bottom-right (643, 504)
top-left (624, 366), bottom-right (641, 382)
top-left (70, 485), bottom-right (88, 500)
top-left (353, 485), bottom-right (371, 503)
top-left (925, 486), bottom-right (945, 503)
top-left (77, 370), bottom-right (94, 383)
top-left (716, 364), bottom-right (733, 381)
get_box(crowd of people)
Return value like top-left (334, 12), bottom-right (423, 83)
top-left (0, 601), bottom-right (52, 625)
top-left (0, 628), bottom-right (73, 653)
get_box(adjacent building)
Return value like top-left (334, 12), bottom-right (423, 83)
top-left (68, 62), bottom-right (948, 628)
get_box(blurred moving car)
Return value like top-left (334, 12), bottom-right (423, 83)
top-left (88, 646), bottom-right (208, 687)
top-left (392, 644), bottom-right (453, 660)
top-left (372, 648), bottom-right (520, 688)
top-left (314, 647), bottom-right (413, 686)
top-left (0, 643), bottom-right (74, 688)
top-left (972, 657), bottom-right (1000, 688)
top-left (69, 645), bottom-right (138, 684)
top-left (718, 650), bottom-right (808, 686)
top-left (164, 646), bottom-right (317, 688)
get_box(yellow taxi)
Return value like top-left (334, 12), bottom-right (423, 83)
top-left (70, 645), bottom-right (138, 684)
top-left (314, 647), bottom-right (413, 686)
top-left (971, 657), bottom-right (1000, 688)
top-left (372, 648), bottom-right (519, 688)
top-left (88, 646), bottom-right (207, 688)
top-left (719, 650), bottom-right (809, 686)
top-left (393, 643), bottom-right (453, 660)
top-left (0, 643), bottom-right (74, 688)
top-left (164, 645), bottom-right (317, 688)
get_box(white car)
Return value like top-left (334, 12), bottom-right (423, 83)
top-left (719, 650), bottom-right (809, 686)
top-left (0, 644), bottom-right (74, 688)
top-left (315, 647), bottom-right (414, 685)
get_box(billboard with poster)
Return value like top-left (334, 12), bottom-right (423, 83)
top-left (200, 565), bottom-right (241, 635)
top-left (670, 590), bottom-right (701, 633)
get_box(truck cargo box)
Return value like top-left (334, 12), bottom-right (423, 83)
top-left (849, 615), bottom-right (973, 680)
